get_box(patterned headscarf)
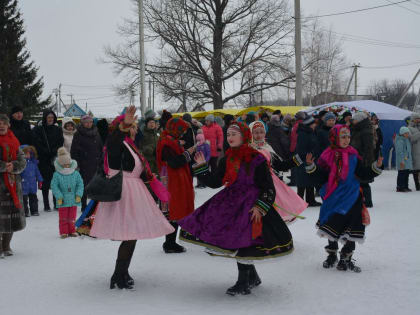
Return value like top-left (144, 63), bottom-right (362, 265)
top-left (156, 118), bottom-right (189, 172)
top-left (318, 125), bottom-right (361, 199)
top-left (223, 121), bottom-right (259, 186)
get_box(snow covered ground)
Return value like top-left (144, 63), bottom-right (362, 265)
top-left (1, 170), bottom-right (419, 315)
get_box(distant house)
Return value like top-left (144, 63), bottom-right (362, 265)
top-left (63, 103), bottom-right (87, 117)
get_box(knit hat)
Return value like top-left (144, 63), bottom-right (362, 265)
top-left (352, 112), bottom-right (368, 123)
top-left (399, 126), bottom-right (411, 135)
top-left (342, 111), bottom-right (352, 119)
top-left (182, 113), bottom-right (192, 124)
top-left (302, 115), bottom-right (315, 125)
top-left (145, 109), bottom-right (156, 119)
top-left (323, 112), bottom-right (336, 123)
top-left (81, 115), bottom-right (93, 122)
top-left (0, 114), bottom-right (10, 124)
top-left (205, 114), bottom-right (215, 122)
top-left (57, 147), bottom-right (72, 166)
top-left (196, 133), bottom-right (205, 145)
top-left (214, 116), bottom-right (224, 127)
top-left (283, 114), bottom-right (293, 124)
top-left (295, 111), bottom-right (306, 121)
top-left (10, 106), bottom-right (23, 116)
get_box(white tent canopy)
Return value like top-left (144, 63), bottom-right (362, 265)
top-left (303, 100), bottom-right (413, 120)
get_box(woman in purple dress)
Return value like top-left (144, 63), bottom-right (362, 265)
top-left (179, 121), bottom-right (293, 296)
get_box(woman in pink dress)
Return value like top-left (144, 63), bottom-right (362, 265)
top-left (90, 106), bottom-right (174, 290)
top-left (249, 121), bottom-right (307, 224)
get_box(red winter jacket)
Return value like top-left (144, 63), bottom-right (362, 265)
top-left (202, 123), bottom-right (224, 157)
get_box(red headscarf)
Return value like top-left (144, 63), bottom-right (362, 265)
top-left (0, 129), bottom-right (22, 208)
top-left (318, 124), bottom-right (361, 199)
top-left (156, 118), bottom-right (189, 172)
top-left (223, 121), bottom-right (260, 186)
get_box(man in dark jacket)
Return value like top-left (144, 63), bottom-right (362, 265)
top-left (317, 112), bottom-right (337, 154)
top-left (32, 110), bottom-right (64, 211)
top-left (296, 115), bottom-right (321, 207)
top-left (351, 112), bottom-right (375, 207)
top-left (70, 115), bottom-right (103, 212)
top-left (266, 114), bottom-right (291, 160)
top-left (9, 106), bottom-right (33, 145)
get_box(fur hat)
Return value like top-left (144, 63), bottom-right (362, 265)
top-left (352, 112), bottom-right (368, 123)
top-left (21, 145), bottom-right (38, 159)
top-left (399, 126), bottom-right (410, 135)
top-left (410, 112), bottom-right (420, 121)
top-left (205, 114), bottom-right (215, 122)
top-left (323, 112), bottom-right (336, 122)
top-left (57, 147), bottom-right (72, 166)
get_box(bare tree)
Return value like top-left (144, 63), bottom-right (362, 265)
top-left (301, 19), bottom-right (349, 106)
top-left (103, 0), bottom-right (295, 110)
top-left (369, 79), bottom-right (417, 109)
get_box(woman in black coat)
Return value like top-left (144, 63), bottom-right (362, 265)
top-left (32, 110), bottom-right (64, 211)
top-left (295, 116), bottom-right (321, 207)
top-left (70, 115), bottom-right (103, 212)
top-left (9, 106), bottom-right (33, 145)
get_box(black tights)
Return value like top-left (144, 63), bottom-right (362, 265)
top-left (326, 240), bottom-right (355, 254)
top-left (117, 240), bottom-right (137, 261)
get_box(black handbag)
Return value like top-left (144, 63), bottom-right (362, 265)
top-left (86, 151), bottom-right (123, 202)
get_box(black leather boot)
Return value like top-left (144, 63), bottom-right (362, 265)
top-left (110, 260), bottom-right (133, 289)
top-left (248, 265), bottom-right (262, 288)
top-left (163, 221), bottom-right (186, 253)
top-left (336, 251), bottom-right (361, 273)
top-left (226, 263), bottom-right (251, 296)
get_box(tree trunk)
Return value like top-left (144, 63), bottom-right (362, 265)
top-left (212, 1), bottom-right (224, 110)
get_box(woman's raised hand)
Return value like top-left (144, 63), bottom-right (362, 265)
top-left (306, 153), bottom-right (315, 165)
top-left (377, 156), bottom-right (384, 168)
top-left (194, 151), bottom-right (206, 164)
top-left (124, 106), bottom-right (137, 126)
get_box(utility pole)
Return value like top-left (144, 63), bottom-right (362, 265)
top-left (354, 64), bottom-right (360, 97)
top-left (396, 67), bottom-right (420, 108)
top-left (138, 0), bottom-right (146, 116)
top-left (344, 67), bottom-right (355, 96)
top-left (294, 0), bottom-right (302, 106)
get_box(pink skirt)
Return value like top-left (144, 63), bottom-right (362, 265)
top-left (90, 172), bottom-right (174, 241)
top-left (272, 174), bottom-right (307, 224)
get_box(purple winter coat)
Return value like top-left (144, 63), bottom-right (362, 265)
top-left (196, 142), bottom-right (211, 163)
top-left (21, 157), bottom-right (43, 195)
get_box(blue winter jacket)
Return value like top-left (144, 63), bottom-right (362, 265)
top-left (51, 159), bottom-right (84, 208)
top-left (21, 157), bottom-right (43, 195)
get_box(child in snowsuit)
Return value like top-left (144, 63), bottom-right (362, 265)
top-left (195, 133), bottom-right (210, 188)
top-left (395, 126), bottom-right (412, 192)
top-left (51, 147), bottom-right (84, 238)
top-left (20, 145), bottom-right (43, 217)
top-left (305, 124), bottom-right (383, 272)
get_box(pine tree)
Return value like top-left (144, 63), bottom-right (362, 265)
top-left (0, 0), bottom-right (50, 118)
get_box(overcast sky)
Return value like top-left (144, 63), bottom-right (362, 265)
top-left (19, 0), bottom-right (420, 116)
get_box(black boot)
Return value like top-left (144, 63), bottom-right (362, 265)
top-left (336, 251), bottom-right (361, 273)
top-left (413, 171), bottom-right (420, 191)
top-left (42, 188), bottom-right (51, 211)
top-left (29, 193), bottom-right (39, 216)
top-left (248, 265), bottom-right (262, 288)
top-left (23, 195), bottom-right (30, 217)
top-left (110, 260), bottom-right (133, 289)
top-left (323, 241), bottom-right (338, 268)
top-left (226, 263), bottom-right (251, 296)
top-left (163, 221), bottom-right (186, 253)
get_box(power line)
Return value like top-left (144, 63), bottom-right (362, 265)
top-left (362, 60), bottom-right (420, 69)
top-left (302, 28), bottom-right (420, 49)
top-left (384, 0), bottom-right (420, 14)
top-left (61, 83), bottom-right (114, 89)
top-left (296, 0), bottom-right (411, 19)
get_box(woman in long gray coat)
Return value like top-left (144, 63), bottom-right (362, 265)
top-left (408, 113), bottom-right (420, 191)
top-left (0, 114), bottom-right (27, 258)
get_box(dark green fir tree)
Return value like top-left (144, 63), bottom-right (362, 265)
top-left (0, 0), bottom-right (50, 118)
